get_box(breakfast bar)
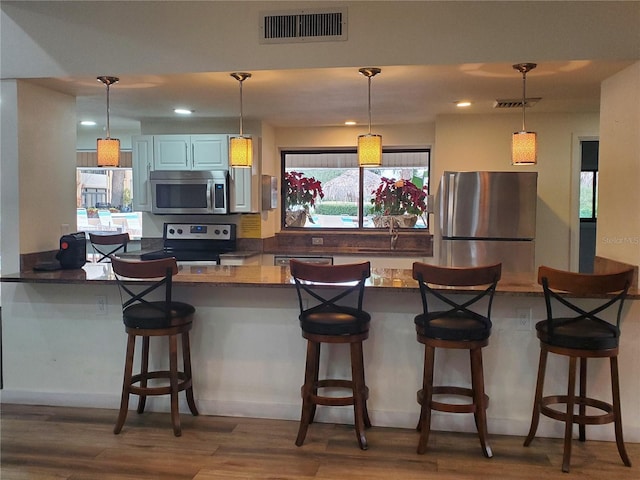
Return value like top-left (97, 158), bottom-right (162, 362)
top-left (2, 263), bottom-right (639, 444)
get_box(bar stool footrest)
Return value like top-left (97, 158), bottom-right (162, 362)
top-left (307, 379), bottom-right (369, 407)
top-left (129, 371), bottom-right (192, 397)
top-left (418, 386), bottom-right (489, 414)
top-left (540, 395), bottom-right (615, 425)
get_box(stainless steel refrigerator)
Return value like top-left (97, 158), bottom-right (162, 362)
top-left (438, 171), bottom-right (538, 284)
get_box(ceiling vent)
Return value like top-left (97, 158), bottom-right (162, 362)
top-left (494, 97), bottom-right (542, 109)
top-left (260, 8), bottom-right (347, 44)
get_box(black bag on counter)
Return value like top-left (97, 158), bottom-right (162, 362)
top-left (55, 232), bottom-right (87, 269)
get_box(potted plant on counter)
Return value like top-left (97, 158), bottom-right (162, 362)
top-left (284, 171), bottom-right (325, 227)
top-left (370, 177), bottom-right (428, 228)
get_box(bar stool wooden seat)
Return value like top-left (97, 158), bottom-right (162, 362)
top-left (412, 262), bottom-right (502, 458)
top-left (524, 266), bottom-right (634, 472)
top-left (88, 232), bottom-right (130, 262)
top-left (111, 256), bottom-right (198, 436)
top-left (290, 259), bottom-right (372, 450)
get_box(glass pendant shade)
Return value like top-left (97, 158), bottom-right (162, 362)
top-left (229, 136), bottom-right (253, 168)
top-left (97, 138), bottom-right (121, 167)
top-left (512, 131), bottom-right (537, 165)
top-left (358, 134), bottom-right (382, 166)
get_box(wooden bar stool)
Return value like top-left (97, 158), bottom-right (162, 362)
top-left (524, 266), bottom-right (634, 472)
top-left (88, 232), bottom-right (130, 263)
top-left (412, 262), bottom-right (502, 458)
top-left (111, 256), bottom-right (198, 436)
top-left (290, 259), bottom-right (372, 450)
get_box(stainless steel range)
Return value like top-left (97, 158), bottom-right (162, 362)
top-left (141, 222), bottom-right (236, 265)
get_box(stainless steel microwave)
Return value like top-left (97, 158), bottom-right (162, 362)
top-left (150, 170), bottom-right (228, 214)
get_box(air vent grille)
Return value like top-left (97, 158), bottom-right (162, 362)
top-left (494, 97), bottom-right (541, 109)
top-left (260, 8), bottom-right (347, 43)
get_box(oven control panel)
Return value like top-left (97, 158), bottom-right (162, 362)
top-left (164, 223), bottom-right (235, 241)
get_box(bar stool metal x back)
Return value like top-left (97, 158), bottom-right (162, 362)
top-left (412, 262), bottom-right (502, 458)
top-left (524, 266), bottom-right (634, 472)
top-left (290, 259), bottom-right (372, 450)
top-left (88, 232), bottom-right (130, 263)
top-left (111, 256), bottom-right (198, 436)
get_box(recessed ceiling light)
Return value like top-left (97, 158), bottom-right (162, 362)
top-left (174, 108), bottom-right (194, 115)
top-left (456, 101), bottom-right (472, 108)
top-left (345, 120), bottom-right (357, 126)
top-left (80, 120), bottom-right (96, 126)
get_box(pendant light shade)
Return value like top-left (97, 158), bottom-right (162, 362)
top-left (358, 67), bottom-right (382, 167)
top-left (96, 76), bottom-right (120, 167)
top-left (230, 72), bottom-right (253, 168)
top-left (511, 63), bottom-right (537, 165)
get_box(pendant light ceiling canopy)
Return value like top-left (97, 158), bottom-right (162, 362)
top-left (229, 72), bottom-right (253, 168)
top-left (512, 63), bottom-right (537, 166)
top-left (358, 67), bottom-right (382, 167)
top-left (96, 76), bottom-right (120, 167)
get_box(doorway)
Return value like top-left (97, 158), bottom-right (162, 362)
top-left (579, 140), bottom-right (598, 273)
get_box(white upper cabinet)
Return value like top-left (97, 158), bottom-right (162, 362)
top-left (131, 135), bottom-right (154, 212)
top-left (154, 134), bottom-right (229, 170)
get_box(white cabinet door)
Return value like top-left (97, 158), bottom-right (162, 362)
top-left (153, 135), bottom-right (190, 170)
top-left (132, 135), bottom-right (154, 212)
top-left (192, 135), bottom-right (228, 170)
top-left (230, 167), bottom-right (252, 213)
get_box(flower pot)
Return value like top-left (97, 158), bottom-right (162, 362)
top-left (373, 214), bottom-right (418, 229)
top-left (285, 209), bottom-right (307, 227)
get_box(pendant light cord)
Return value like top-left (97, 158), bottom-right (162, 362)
top-left (367, 75), bottom-right (372, 135)
top-left (106, 82), bottom-right (111, 139)
top-left (512, 63), bottom-right (536, 132)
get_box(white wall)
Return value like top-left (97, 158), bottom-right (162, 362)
top-left (16, 81), bottom-right (77, 254)
top-left (597, 61), bottom-right (640, 266)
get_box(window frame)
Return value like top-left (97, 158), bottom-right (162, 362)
top-left (280, 147), bottom-right (431, 230)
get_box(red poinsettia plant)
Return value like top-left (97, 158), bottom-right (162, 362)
top-left (371, 177), bottom-right (428, 216)
top-left (284, 171), bottom-right (325, 209)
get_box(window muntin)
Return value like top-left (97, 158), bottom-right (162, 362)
top-left (282, 149), bottom-right (430, 229)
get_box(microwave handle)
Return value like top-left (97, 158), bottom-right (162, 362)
top-left (206, 181), bottom-right (213, 210)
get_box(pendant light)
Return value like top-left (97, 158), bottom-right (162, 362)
top-left (512, 63), bottom-right (537, 165)
top-left (358, 67), bottom-right (382, 167)
top-left (229, 72), bottom-right (252, 168)
top-left (96, 76), bottom-right (120, 167)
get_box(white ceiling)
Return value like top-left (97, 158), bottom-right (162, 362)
top-left (30, 59), bottom-right (633, 133)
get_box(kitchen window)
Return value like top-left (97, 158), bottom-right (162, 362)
top-left (281, 148), bottom-right (430, 229)
top-left (76, 168), bottom-right (142, 239)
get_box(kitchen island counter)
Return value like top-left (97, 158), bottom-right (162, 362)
top-left (4, 263), bottom-right (639, 298)
top-left (2, 263), bottom-right (546, 295)
top-left (2, 263), bottom-right (639, 444)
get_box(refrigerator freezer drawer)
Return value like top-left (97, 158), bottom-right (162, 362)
top-left (440, 239), bottom-right (535, 285)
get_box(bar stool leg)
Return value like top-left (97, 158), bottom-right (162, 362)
top-left (169, 334), bottom-right (182, 437)
top-left (524, 347), bottom-right (548, 446)
top-left (578, 357), bottom-right (587, 442)
top-left (470, 347), bottom-right (492, 458)
top-left (114, 334), bottom-right (135, 434)
top-left (137, 336), bottom-right (150, 414)
top-left (296, 341), bottom-right (320, 446)
top-left (562, 356), bottom-right (578, 473)
top-left (350, 341), bottom-right (368, 450)
top-left (610, 356), bottom-right (632, 467)
top-left (417, 345), bottom-right (435, 454)
top-left (182, 332), bottom-right (199, 416)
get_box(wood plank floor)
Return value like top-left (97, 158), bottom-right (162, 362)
top-left (1, 403), bottom-right (638, 479)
